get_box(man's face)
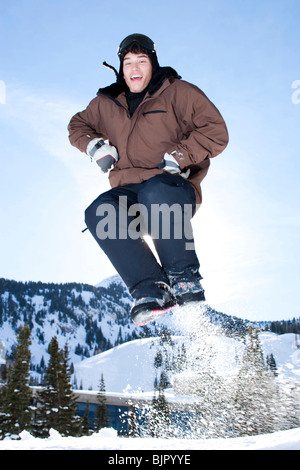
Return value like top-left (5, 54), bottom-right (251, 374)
top-left (123, 52), bottom-right (153, 93)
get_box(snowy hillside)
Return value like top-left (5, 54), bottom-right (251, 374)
top-left (74, 337), bottom-right (168, 393)
top-left (74, 328), bottom-right (300, 394)
top-left (74, 333), bottom-right (243, 393)
top-left (260, 331), bottom-right (300, 383)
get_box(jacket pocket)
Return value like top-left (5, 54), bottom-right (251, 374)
top-left (142, 110), bottom-right (167, 116)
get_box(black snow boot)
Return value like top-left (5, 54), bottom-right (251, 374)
top-left (172, 279), bottom-right (205, 305)
top-left (131, 283), bottom-right (175, 326)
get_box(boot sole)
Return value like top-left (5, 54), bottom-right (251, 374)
top-left (132, 301), bottom-right (175, 326)
top-left (131, 290), bottom-right (205, 326)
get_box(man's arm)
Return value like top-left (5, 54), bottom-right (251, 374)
top-left (68, 98), bottom-right (118, 173)
top-left (68, 97), bottom-right (105, 153)
top-left (167, 82), bottom-right (229, 169)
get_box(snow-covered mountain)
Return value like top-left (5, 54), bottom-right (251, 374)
top-left (0, 275), bottom-right (142, 373)
top-left (0, 275), bottom-right (249, 376)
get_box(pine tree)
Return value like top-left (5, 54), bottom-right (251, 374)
top-left (159, 370), bottom-right (170, 389)
top-left (233, 327), bottom-right (278, 436)
top-left (82, 401), bottom-right (92, 436)
top-left (173, 343), bottom-right (187, 372)
top-left (94, 374), bottom-right (110, 431)
top-left (154, 349), bottom-right (163, 369)
top-left (0, 324), bottom-right (32, 438)
top-left (57, 343), bottom-right (81, 436)
top-left (127, 401), bottom-right (138, 437)
top-left (0, 385), bottom-right (7, 438)
top-left (266, 353), bottom-right (278, 376)
top-left (0, 362), bottom-right (7, 382)
top-left (148, 385), bottom-right (172, 438)
top-left (36, 336), bottom-right (62, 436)
top-left (277, 381), bottom-right (300, 431)
top-left (35, 337), bottom-right (82, 437)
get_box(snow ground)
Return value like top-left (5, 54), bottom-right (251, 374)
top-left (0, 426), bottom-right (300, 450)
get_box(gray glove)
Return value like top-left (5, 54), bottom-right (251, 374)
top-left (87, 138), bottom-right (119, 173)
top-left (159, 152), bottom-right (190, 179)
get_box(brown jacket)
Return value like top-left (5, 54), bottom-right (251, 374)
top-left (68, 70), bottom-right (228, 206)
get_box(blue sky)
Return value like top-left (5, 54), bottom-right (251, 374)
top-left (0, 0), bottom-right (299, 321)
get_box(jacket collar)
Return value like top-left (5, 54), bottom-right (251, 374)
top-left (97, 66), bottom-right (181, 101)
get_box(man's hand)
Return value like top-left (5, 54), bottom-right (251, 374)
top-left (158, 152), bottom-right (190, 179)
top-left (87, 138), bottom-right (119, 173)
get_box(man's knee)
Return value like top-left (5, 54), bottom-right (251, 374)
top-left (138, 175), bottom-right (171, 206)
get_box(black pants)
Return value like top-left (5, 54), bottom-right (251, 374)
top-left (85, 174), bottom-right (201, 299)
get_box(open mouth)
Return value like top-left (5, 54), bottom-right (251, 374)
top-left (131, 75), bottom-right (142, 80)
